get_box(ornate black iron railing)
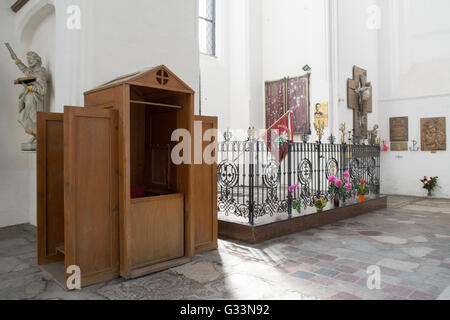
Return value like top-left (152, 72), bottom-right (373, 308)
top-left (217, 139), bottom-right (381, 224)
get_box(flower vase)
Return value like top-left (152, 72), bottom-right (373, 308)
top-left (333, 194), bottom-right (340, 208)
top-left (359, 195), bottom-right (365, 202)
top-left (427, 190), bottom-right (432, 197)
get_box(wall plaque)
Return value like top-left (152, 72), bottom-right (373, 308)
top-left (314, 102), bottom-right (328, 127)
top-left (390, 117), bottom-right (408, 142)
top-left (421, 117), bottom-right (446, 151)
top-left (391, 142), bottom-right (408, 151)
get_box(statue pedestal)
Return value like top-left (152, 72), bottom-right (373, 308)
top-left (22, 151), bottom-right (37, 226)
top-left (21, 142), bottom-right (36, 152)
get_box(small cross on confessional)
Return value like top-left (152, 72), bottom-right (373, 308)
top-left (156, 69), bottom-right (169, 85)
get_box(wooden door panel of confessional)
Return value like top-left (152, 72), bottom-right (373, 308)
top-left (37, 112), bottom-right (65, 265)
top-left (192, 116), bottom-right (218, 253)
top-left (64, 106), bottom-right (119, 287)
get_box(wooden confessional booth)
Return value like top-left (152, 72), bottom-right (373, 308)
top-left (37, 65), bottom-right (218, 288)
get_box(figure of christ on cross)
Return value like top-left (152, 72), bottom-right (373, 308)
top-left (347, 66), bottom-right (372, 140)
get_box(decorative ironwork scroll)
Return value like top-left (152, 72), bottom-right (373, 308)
top-left (217, 160), bottom-right (238, 189)
top-left (298, 159), bottom-right (313, 185)
top-left (326, 158), bottom-right (339, 178)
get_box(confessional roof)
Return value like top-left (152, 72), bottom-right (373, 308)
top-left (85, 65), bottom-right (194, 95)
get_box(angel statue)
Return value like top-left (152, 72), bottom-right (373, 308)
top-left (5, 43), bottom-right (47, 151)
top-left (368, 124), bottom-right (379, 145)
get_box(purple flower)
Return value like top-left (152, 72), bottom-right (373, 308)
top-left (328, 176), bottom-right (336, 183)
top-left (345, 183), bottom-right (353, 190)
top-left (335, 179), bottom-right (343, 188)
top-left (289, 182), bottom-right (300, 193)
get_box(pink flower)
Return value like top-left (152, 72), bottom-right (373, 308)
top-left (345, 183), bottom-right (353, 190)
top-left (289, 182), bottom-right (300, 193)
top-left (335, 179), bottom-right (343, 188)
top-left (343, 171), bottom-right (350, 179)
top-left (328, 176), bottom-right (336, 183)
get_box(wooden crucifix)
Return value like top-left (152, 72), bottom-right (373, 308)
top-left (347, 66), bottom-right (372, 139)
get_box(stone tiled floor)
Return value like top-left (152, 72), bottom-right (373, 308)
top-left (0, 195), bottom-right (449, 300)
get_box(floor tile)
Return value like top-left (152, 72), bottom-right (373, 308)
top-left (291, 271), bottom-right (316, 280)
top-left (0, 195), bottom-right (449, 300)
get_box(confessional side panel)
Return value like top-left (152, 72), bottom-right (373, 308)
top-left (170, 93), bottom-right (195, 258)
top-left (85, 85), bottom-right (130, 278)
top-left (64, 106), bottom-right (119, 287)
top-left (84, 86), bottom-right (121, 110)
top-left (37, 112), bottom-right (65, 265)
top-left (192, 116), bottom-right (218, 253)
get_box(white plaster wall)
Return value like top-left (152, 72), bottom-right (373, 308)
top-left (84, 0), bottom-right (200, 110)
top-left (378, 0), bottom-right (450, 198)
top-left (336, 0), bottom-right (379, 141)
top-left (200, 0), bottom-right (379, 141)
top-left (200, 0), bottom-right (331, 139)
top-left (0, 1), bottom-right (31, 228)
top-left (200, 0), bottom-right (258, 137)
top-left (20, 3), bottom-right (55, 112)
top-left (228, 0), bottom-right (251, 133)
top-left (200, 0), bottom-right (231, 131)
top-left (261, 0), bottom-right (331, 142)
top-left (379, 97), bottom-right (450, 198)
top-left (0, 0), bottom-right (200, 227)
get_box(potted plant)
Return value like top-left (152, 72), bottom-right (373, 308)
top-left (356, 179), bottom-right (369, 202)
top-left (294, 200), bottom-right (302, 214)
top-left (289, 182), bottom-right (301, 213)
top-left (420, 176), bottom-right (438, 197)
top-left (314, 198), bottom-right (327, 212)
top-left (328, 171), bottom-right (353, 207)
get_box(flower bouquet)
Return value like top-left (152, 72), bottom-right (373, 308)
top-left (328, 171), bottom-right (353, 206)
top-left (420, 176), bottom-right (438, 197)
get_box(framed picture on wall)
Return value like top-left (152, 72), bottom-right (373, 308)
top-left (265, 78), bottom-right (287, 130)
top-left (286, 74), bottom-right (311, 134)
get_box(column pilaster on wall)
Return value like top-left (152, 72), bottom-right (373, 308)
top-left (328, 0), bottom-right (340, 137)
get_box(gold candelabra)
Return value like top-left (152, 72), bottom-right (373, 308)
top-left (339, 123), bottom-right (346, 144)
top-left (314, 121), bottom-right (325, 142)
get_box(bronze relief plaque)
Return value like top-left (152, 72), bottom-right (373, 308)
top-left (421, 117), bottom-right (446, 151)
top-left (390, 117), bottom-right (408, 142)
top-left (391, 142), bottom-right (408, 151)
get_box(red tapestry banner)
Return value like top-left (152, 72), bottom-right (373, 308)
top-left (265, 79), bottom-right (286, 130)
top-left (264, 111), bottom-right (293, 163)
top-left (286, 74), bottom-right (310, 134)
